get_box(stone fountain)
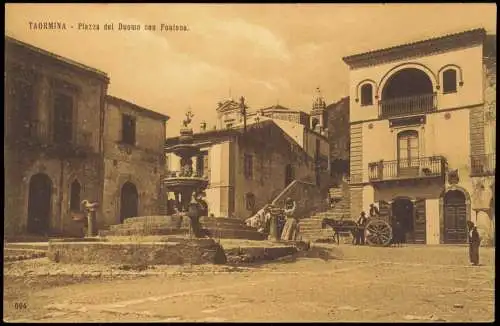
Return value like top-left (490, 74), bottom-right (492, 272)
top-left (163, 110), bottom-right (209, 238)
top-left (46, 111), bottom-right (263, 266)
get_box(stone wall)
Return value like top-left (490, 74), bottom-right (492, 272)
top-left (47, 238), bottom-right (227, 265)
top-left (326, 97), bottom-right (350, 163)
top-left (272, 180), bottom-right (328, 218)
top-left (233, 124), bottom-right (322, 219)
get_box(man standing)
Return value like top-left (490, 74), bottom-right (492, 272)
top-left (467, 221), bottom-right (481, 265)
top-left (355, 211), bottom-right (368, 245)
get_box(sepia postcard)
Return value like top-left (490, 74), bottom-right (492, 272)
top-left (4, 3), bottom-right (496, 323)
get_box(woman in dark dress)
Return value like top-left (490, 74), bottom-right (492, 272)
top-left (467, 221), bottom-right (481, 265)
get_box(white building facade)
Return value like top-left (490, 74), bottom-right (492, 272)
top-left (343, 28), bottom-right (496, 245)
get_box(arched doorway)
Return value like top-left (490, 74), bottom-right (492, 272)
top-left (443, 190), bottom-right (467, 244)
top-left (392, 198), bottom-right (414, 242)
top-left (285, 164), bottom-right (294, 187)
top-left (381, 68), bottom-right (434, 117)
top-left (27, 173), bottom-right (52, 235)
top-left (120, 182), bottom-right (138, 223)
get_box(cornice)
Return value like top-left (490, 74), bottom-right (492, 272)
top-left (343, 28), bottom-right (487, 70)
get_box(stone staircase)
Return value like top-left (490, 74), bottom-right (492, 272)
top-left (98, 215), bottom-right (267, 241)
top-left (299, 185), bottom-right (351, 242)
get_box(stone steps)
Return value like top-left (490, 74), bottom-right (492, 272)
top-left (101, 215), bottom-right (266, 241)
top-left (299, 187), bottom-right (351, 242)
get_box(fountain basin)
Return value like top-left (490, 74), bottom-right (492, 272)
top-left (165, 143), bottom-right (200, 158)
top-left (47, 236), bottom-right (227, 265)
top-left (163, 177), bottom-right (209, 193)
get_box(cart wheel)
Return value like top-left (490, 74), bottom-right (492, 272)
top-left (364, 219), bottom-right (392, 247)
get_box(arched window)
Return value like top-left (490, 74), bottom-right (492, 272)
top-left (70, 180), bottom-right (81, 211)
top-left (443, 69), bottom-right (457, 93)
top-left (360, 84), bottom-right (373, 106)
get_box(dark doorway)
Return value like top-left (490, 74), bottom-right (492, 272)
top-left (443, 190), bottom-right (467, 244)
top-left (120, 182), bottom-right (138, 223)
top-left (27, 173), bottom-right (52, 235)
top-left (285, 164), bottom-right (294, 187)
top-left (392, 198), bottom-right (414, 242)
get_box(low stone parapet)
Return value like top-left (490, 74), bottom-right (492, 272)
top-left (47, 237), bottom-right (227, 265)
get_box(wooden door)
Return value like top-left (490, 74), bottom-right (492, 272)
top-left (120, 182), bottom-right (138, 223)
top-left (27, 173), bottom-right (52, 235)
top-left (414, 198), bottom-right (426, 244)
top-left (444, 190), bottom-right (467, 243)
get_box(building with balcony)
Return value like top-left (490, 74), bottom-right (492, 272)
top-left (4, 36), bottom-right (169, 237)
top-left (343, 28), bottom-right (496, 245)
top-left (165, 118), bottom-right (330, 220)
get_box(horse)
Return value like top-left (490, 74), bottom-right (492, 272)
top-left (321, 218), bottom-right (359, 245)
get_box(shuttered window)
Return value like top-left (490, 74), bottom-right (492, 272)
top-left (53, 93), bottom-right (74, 144)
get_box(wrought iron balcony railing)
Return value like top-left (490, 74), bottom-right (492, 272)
top-left (379, 93), bottom-right (437, 119)
top-left (470, 153), bottom-right (496, 176)
top-left (19, 119), bottom-right (50, 142)
top-left (368, 156), bottom-right (446, 182)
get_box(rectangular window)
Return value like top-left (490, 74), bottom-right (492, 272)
top-left (53, 93), bottom-right (74, 144)
top-left (443, 69), bottom-right (457, 94)
top-left (14, 81), bottom-right (35, 138)
top-left (244, 154), bottom-right (253, 179)
top-left (122, 114), bottom-right (136, 145)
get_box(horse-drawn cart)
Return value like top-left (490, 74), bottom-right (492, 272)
top-left (322, 215), bottom-right (393, 247)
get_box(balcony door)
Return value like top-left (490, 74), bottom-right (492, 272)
top-left (397, 130), bottom-right (419, 177)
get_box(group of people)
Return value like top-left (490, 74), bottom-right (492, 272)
top-left (245, 197), bottom-right (300, 241)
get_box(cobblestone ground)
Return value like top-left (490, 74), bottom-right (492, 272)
top-left (3, 244), bottom-right (495, 322)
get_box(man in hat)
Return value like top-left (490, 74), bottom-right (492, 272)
top-left (355, 211), bottom-right (368, 245)
top-left (467, 221), bottom-right (481, 265)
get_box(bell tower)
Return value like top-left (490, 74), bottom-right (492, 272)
top-left (310, 87), bottom-right (327, 136)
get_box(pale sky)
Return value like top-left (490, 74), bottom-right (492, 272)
top-left (5, 3), bottom-right (496, 136)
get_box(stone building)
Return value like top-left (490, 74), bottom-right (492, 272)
top-left (4, 36), bottom-right (169, 237)
top-left (102, 96), bottom-right (169, 227)
top-left (342, 28), bottom-right (496, 244)
top-left (4, 36), bottom-right (109, 236)
top-left (165, 118), bottom-right (330, 220)
top-left (215, 98), bottom-right (309, 130)
top-left (215, 92), bottom-right (350, 189)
